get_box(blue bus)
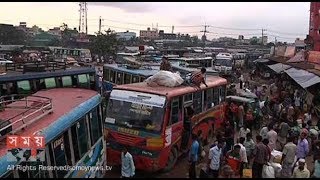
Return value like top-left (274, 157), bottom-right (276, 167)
top-left (103, 63), bottom-right (160, 91)
top-left (0, 66), bottom-right (97, 96)
top-left (0, 88), bottom-right (105, 178)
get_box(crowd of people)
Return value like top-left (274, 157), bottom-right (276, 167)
top-left (191, 71), bottom-right (320, 178)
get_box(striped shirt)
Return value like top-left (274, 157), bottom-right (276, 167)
top-left (190, 71), bottom-right (205, 86)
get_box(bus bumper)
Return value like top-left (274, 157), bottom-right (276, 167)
top-left (106, 146), bottom-right (161, 172)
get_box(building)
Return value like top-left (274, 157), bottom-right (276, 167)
top-left (48, 27), bottom-right (62, 39)
top-left (139, 27), bottom-right (158, 40)
top-left (158, 30), bottom-right (176, 39)
top-left (116, 31), bottom-right (136, 41)
top-left (308, 2), bottom-right (320, 51)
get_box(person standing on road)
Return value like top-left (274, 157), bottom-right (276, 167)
top-left (239, 124), bottom-right (250, 139)
top-left (266, 124), bottom-right (278, 151)
top-left (121, 146), bottom-right (135, 178)
top-left (207, 140), bottom-right (224, 178)
top-left (293, 159), bottom-right (310, 178)
top-left (189, 134), bottom-right (199, 178)
top-left (260, 125), bottom-right (269, 140)
top-left (235, 137), bottom-right (248, 178)
top-left (296, 131), bottom-right (309, 160)
top-left (243, 133), bottom-right (255, 161)
top-left (281, 136), bottom-right (297, 178)
top-left (252, 135), bottom-right (269, 178)
top-left (278, 119), bottom-right (290, 151)
top-left (238, 103), bottom-right (245, 129)
top-left (225, 145), bottom-right (242, 176)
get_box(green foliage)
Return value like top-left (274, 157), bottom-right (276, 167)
top-left (90, 29), bottom-right (120, 57)
top-left (0, 25), bottom-right (28, 45)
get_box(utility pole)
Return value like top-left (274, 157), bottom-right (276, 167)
top-left (172, 25), bottom-right (174, 34)
top-left (261, 28), bottom-right (267, 45)
top-left (275, 37), bottom-right (277, 45)
top-left (200, 23), bottom-right (210, 52)
top-left (99, 16), bottom-right (102, 35)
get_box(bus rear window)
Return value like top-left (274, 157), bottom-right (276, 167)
top-left (17, 80), bottom-right (31, 93)
top-left (45, 78), bottom-right (56, 89)
top-left (62, 76), bottom-right (72, 87)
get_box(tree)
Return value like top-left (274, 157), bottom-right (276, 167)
top-left (266, 42), bottom-right (275, 48)
top-left (90, 30), bottom-right (120, 58)
top-left (0, 25), bottom-right (28, 45)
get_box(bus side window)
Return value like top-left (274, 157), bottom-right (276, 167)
top-left (124, 73), bottom-right (131, 84)
top-left (213, 87), bottom-right (219, 106)
top-left (76, 118), bottom-right (89, 157)
top-left (204, 88), bottom-right (214, 110)
top-left (132, 75), bottom-right (139, 83)
top-left (116, 72), bottom-right (123, 85)
top-left (77, 74), bottom-right (89, 88)
top-left (104, 68), bottom-right (110, 82)
top-left (220, 85), bottom-right (226, 102)
top-left (71, 75), bottom-right (77, 87)
top-left (88, 107), bottom-right (102, 145)
top-left (110, 70), bottom-right (115, 83)
top-left (71, 124), bottom-right (80, 162)
top-left (169, 97), bottom-right (182, 126)
top-left (56, 77), bottom-right (62, 88)
top-left (50, 135), bottom-right (68, 178)
top-left (17, 80), bottom-right (31, 94)
top-left (140, 76), bottom-right (146, 82)
top-left (62, 76), bottom-right (72, 87)
top-left (44, 78), bottom-right (57, 89)
top-left (193, 91), bottom-right (202, 114)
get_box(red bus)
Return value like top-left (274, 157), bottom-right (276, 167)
top-left (104, 75), bottom-right (227, 172)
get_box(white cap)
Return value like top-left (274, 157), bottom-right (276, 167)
top-left (298, 159), bottom-right (306, 163)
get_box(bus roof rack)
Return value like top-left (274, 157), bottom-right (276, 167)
top-left (0, 94), bottom-right (53, 139)
top-left (5, 61), bottom-right (67, 73)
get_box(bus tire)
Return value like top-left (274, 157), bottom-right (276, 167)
top-left (162, 147), bottom-right (178, 172)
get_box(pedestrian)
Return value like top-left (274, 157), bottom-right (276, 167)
top-left (239, 124), bottom-right (250, 139)
top-left (239, 74), bottom-right (244, 89)
top-left (235, 137), bottom-right (248, 178)
top-left (225, 145), bottom-right (242, 176)
top-left (296, 131), bottom-right (309, 160)
top-left (238, 103), bottom-right (245, 129)
top-left (260, 125), bottom-right (269, 140)
top-left (243, 133), bottom-right (255, 161)
top-left (189, 134), bottom-right (199, 178)
top-left (190, 68), bottom-right (208, 87)
top-left (278, 119), bottom-right (290, 150)
top-left (293, 159), bottom-right (310, 178)
top-left (262, 138), bottom-right (271, 162)
top-left (121, 146), bottom-right (135, 178)
top-left (160, 56), bottom-right (172, 71)
top-left (223, 121), bottom-right (234, 156)
top-left (266, 124), bottom-right (278, 151)
top-left (207, 140), bottom-right (224, 178)
top-left (280, 136), bottom-right (297, 178)
top-left (312, 156), bottom-right (320, 178)
top-left (252, 135), bottom-right (269, 178)
top-left (218, 165), bottom-right (235, 178)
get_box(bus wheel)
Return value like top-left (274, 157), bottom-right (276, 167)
top-left (162, 147), bottom-right (178, 172)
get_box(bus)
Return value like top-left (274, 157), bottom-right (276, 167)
top-left (104, 76), bottom-right (227, 172)
top-left (102, 64), bottom-right (159, 92)
top-left (0, 88), bottom-right (105, 178)
top-left (0, 65), bottom-right (97, 97)
top-left (214, 53), bottom-right (233, 74)
top-left (168, 57), bottom-right (213, 68)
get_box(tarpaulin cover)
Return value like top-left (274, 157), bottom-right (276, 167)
top-left (284, 68), bottom-right (320, 88)
top-left (267, 63), bottom-right (291, 73)
top-left (287, 50), bottom-right (306, 63)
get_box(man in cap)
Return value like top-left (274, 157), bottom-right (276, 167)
top-left (293, 159), bottom-right (310, 178)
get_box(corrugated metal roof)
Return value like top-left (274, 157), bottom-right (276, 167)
top-left (0, 45), bottom-right (24, 51)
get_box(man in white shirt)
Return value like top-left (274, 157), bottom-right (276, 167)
top-left (208, 140), bottom-right (224, 178)
top-left (239, 124), bottom-right (250, 139)
top-left (260, 126), bottom-right (269, 140)
top-left (121, 146), bottom-right (135, 178)
top-left (266, 124), bottom-right (278, 151)
top-left (293, 159), bottom-right (310, 178)
top-left (235, 137), bottom-right (248, 178)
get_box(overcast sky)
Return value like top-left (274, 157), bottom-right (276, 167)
top-left (0, 2), bottom-right (310, 42)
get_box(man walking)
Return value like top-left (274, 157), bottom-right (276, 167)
top-left (252, 135), bottom-right (269, 178)
top-left (235, 137), bottom-right (248, 178)
top-left (281, 136), bottom-right (297, 178)
top-left (121, 146), bottom-right (135, 178)
top-left (189, 134), bottom-right (199, 178)
top-left (207, 140), bottom-right (224, 178)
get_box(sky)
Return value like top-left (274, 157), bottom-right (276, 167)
top-left (0, 2), bottom-right (310, 43)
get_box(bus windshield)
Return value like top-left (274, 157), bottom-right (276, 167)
top-left (106, 99), bottom-right (164, 133)
top-left (215, 59), bottom-right (232, 67)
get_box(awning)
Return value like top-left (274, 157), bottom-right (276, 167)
top-left (284, 68), bottom-right (320, 88)
top-left (286, 50), bottom-right (305, 63)
top-left (267, 63), bottom-right (291, 73)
